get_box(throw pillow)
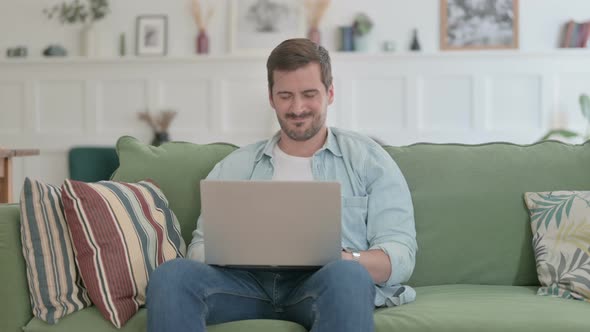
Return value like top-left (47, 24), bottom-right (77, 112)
top-left (19, 177), bottom-right (91, 324)
top-left (61, 179), bottom-right (186, 328)
top-left (524, 191), bottom-right (590, 302)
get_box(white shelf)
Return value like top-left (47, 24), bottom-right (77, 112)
top-left (2, 49), bottom-right (590, 65)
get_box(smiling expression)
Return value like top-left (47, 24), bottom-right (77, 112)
top-left (269, 62), bottom-right (334, 142)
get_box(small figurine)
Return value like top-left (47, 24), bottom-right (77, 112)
top-left (43, 45), bottom-right (67, 57)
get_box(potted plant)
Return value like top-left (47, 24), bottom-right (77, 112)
top-left (352, 13), bottom-right (373, 52)
top-left (540, 94), bottom-right (590, 142)
top-left (43, 0), bottom-right (110, 56)
top-left (138, 109), bottom-right (178, 146)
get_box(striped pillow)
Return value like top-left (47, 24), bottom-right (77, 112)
top-left (19, 177), bottom-right (91, 324)
top-left (61, 179), bottom-right (186, 328)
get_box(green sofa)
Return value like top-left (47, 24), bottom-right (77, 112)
top-left (2, 137), bottom-right (590, 332)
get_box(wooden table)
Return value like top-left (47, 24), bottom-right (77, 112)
top-left (0, 149), bottom-right (40, 204)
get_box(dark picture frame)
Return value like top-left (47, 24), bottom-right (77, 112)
top-left (136, 15), bottom-right (168, 56)
top-left (440, 0), bottom-right (519, 50)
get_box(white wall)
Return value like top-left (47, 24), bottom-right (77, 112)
top-left (4, 51), bottom-right (590, 199)
top-left (3, 0), bottom-right (590, 201)
top-left (2, 0), bottom-right (590, 57)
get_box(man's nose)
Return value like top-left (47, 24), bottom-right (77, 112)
top-left (291, 97), bottom-right (305, 115)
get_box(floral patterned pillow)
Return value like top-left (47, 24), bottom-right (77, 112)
top-left (524, 191), bottom-right (590, 302)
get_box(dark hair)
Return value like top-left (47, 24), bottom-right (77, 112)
top-left (266, 38), bottom-right (333, 92)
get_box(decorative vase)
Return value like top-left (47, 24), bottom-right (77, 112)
top-left (80, 23), bottom-right (100, 57)
top-left (339, 26), bottom-right (354, 52)
top-left (119, 33), bottom-right (126, 57)
top-left (410, 28), bottom-right (421, 51)
top-left (151, 132), bottom-right (170, 146)
top-left (353, 34), bottom-right (370, 52)
top-left (308, 27), bottom-right (321, 45)
top-left (196, 30), bottom-right (209, 54)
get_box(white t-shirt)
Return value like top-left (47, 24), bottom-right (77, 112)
top-left (272, 144), bottom-right (314, 181)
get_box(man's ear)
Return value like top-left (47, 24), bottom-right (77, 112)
top-left (327, 83), bottom-right (335, 105)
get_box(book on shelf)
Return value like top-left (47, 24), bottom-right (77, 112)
top-left (562, 20), bottom-right (590, 48)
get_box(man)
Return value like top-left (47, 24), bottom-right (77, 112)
top-left (147, 38), bottom-right (417, 332)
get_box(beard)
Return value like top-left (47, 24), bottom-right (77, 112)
top-left (277, 110), bottom-right (326, 141)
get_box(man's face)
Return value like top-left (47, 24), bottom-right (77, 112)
top-left (269, 63), bottom-right (334, 142)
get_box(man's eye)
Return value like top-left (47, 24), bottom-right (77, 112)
top-left (304, 92), bottom-right (317, 98)
top-left (279, 94), bottom-right (292, 100)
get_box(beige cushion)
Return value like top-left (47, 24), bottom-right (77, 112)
top-left (524, 190), bottom-right (590, 302)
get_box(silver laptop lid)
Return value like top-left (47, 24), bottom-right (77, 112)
top-left (201, 180), bottom-right (341, 268)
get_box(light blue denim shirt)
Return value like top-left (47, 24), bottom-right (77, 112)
top-left (188, 127), bottom-right (417, 307)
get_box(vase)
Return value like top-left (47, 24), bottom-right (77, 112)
top-left (308, 27), bottom-right (321, 45)
top-left (80, 23), bottom-right (100, 57)
top-left (410, 29), bottom-right (421, 51)
top-left (196, 30), bottom-right (209, 54)
top-left (119, 33), bottom-right (126, 57)
top-left (151, 132), bottom-right (170, 146)
top-left (353, 34), bottom-right (370, 52)
top-left (339, 26), bottom-right (354, 52)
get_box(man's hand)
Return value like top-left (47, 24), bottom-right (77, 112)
top-left (341, 250), bottom-right (354, 260)
top-left (340, 249), bottom-right (392, 284)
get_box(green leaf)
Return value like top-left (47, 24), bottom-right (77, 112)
top-left (568, 248), bottom-right (582, 272)
top-left (544, 207), bottom-right (556, 230)
top-left (580, 94), bottom-right (590, 122)
top-left (539, 129), bottom-right (580, 141)
top-left (565, 197), bottom-right (574, 218)
top-left (555, 203), bottom-right (564, 222)
top-left (530, 194), bottom-right (576, 231)
top-left (531, 198), bottom-right (559, 207)
top-left (557, 252), bottom-right (567, 279)
top-left (547, 263), bottom-right (558, 284)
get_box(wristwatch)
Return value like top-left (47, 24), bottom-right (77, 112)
top-left (343, 247), bottom-right (361, 262)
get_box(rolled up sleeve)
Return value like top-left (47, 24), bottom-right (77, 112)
top-left (365, 146), bottom-right (417, 287)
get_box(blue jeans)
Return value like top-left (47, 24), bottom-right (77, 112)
top-left (146, 259), bottom-right (376, 332)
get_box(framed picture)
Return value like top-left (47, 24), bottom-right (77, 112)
top-left (440, 0), bottom-right (519, 50)
top-left (229, 0), bottom-right (305, 54)
top-left (136, 15), bottom-right (168, 56)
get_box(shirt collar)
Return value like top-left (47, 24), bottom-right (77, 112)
top-left (256, 127), bottom-right (342, 162)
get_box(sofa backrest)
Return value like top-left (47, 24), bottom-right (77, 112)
top-left (384, 141), bottom-right (590, 287)
top-left (111, 137), bottom-right (238, 245)
top-left (112, 137), bottom-right (590, 287)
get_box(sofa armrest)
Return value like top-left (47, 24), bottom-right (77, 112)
top-left (0, 204), bottom-right (33, 332)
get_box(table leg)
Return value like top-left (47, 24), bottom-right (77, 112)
top-left (0, 157), bottom-right (13, 204)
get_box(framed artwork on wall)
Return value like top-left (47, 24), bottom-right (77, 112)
top-left (440, 0), bottom-right (519, 50)
top-left (229, 0), bottom-right (305, 54)
top-left (136, 15), bottom-right (168, 56)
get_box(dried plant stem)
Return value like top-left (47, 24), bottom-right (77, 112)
top-left (305, 0), bottom-right (331, 29)
top-left (138, 110), bottom-right (177, 133)
top-left (191, 0), bottom-right (214, 31)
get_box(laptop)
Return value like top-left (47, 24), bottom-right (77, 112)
top-left (200, 180), bottom-right (342, 268)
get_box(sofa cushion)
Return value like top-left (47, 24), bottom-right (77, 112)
top-left (524, 190), bottom-right (590, 301)
top-left (23, 308), bottom-right (307, 332)
top-left (0, 204), bottom-right (32, 332)
top-left (110, 136), bottom-right (238, 244)
top-left (24, 285), bottom-right (590, 332)
top-left (19, 178), bottom-right (91, 324)
top-left (61, 179), bottom-right (186, 328)
top-left (374, 284), bottom-right (590, 331)
top-left (384, 141), bottom-right (590, 287)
